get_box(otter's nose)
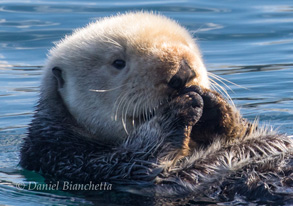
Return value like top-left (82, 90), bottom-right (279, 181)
top-left (168, 60), bottom-right (196, 90)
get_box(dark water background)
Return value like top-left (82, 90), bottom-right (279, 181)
top-left (0, 0), bottom-right (292, 205)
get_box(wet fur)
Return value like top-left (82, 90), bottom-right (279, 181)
top-left (20, 84), bottom-right (293, 203)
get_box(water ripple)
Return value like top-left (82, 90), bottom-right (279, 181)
top-left (0, 0), bottom-right (292, 205)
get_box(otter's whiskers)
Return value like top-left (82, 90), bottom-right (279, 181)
top-left (207, 72), bottom-right (246, 108)
top-left (89, 83), bottom-right (130, 93)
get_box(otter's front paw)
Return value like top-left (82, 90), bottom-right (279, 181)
top-left (190, 87), bottom-right (244, 146)
top-left (167, 89), bottom-right (204, 127)
top-left (181, 86), bottom-right (221, 125)
top-left (159, 88), bottom-right (203, 157)
top-left (201, 90), bottom-right (222, 127)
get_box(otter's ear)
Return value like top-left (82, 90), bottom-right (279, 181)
top-left (52, 67), bottom-right (65, 89)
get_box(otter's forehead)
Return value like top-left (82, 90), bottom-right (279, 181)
top-left (51, 12), bottom-right (197, 60)
top-left (91, 12), bottom-right (194, 48)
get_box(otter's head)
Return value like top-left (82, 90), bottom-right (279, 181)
top-left (41, 12), bottom-right (210, 143)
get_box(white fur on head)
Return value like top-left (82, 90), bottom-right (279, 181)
top-left (41, 12), bottom-right (210, 143)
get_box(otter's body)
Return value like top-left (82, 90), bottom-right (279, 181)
top-left (20, 12), bottom-right (293, 203)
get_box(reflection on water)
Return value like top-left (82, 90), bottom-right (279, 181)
top-left (210, 63), bottom-right (293, 74)
top-left (0, 0), bottom-right (292, 205)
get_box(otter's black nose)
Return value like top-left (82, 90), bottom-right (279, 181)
top-left (168, 60), bottom-right (196, 90)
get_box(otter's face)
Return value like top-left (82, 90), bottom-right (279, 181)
top-left (43, 12), bottom-right (210, 143)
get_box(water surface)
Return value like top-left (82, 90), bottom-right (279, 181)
top-left (0, 0), bottom-right (292, 205)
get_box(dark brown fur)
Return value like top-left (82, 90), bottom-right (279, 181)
top-left (191, 89), bottom-right (253, 146)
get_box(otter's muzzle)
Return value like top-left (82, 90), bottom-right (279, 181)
top-left (168, 60), bottom-right (196, 90)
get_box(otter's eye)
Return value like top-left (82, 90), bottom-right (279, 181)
top-left (112, 59), bottom-right (126, 70)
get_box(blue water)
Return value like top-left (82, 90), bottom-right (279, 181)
top-left (0, 0), bottom-right (292, 205)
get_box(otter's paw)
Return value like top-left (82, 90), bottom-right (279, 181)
top-left (201, 90), bottom-right (222, 126)
top-left (167, 89), bottom-right (204, 127)
top-left (183, 86), bottom-right (222, 124)
top-left (190, 88), bottom-right (244, 145)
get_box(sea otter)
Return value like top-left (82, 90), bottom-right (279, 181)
top-left (20, 12), bottom-right (293, 204)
